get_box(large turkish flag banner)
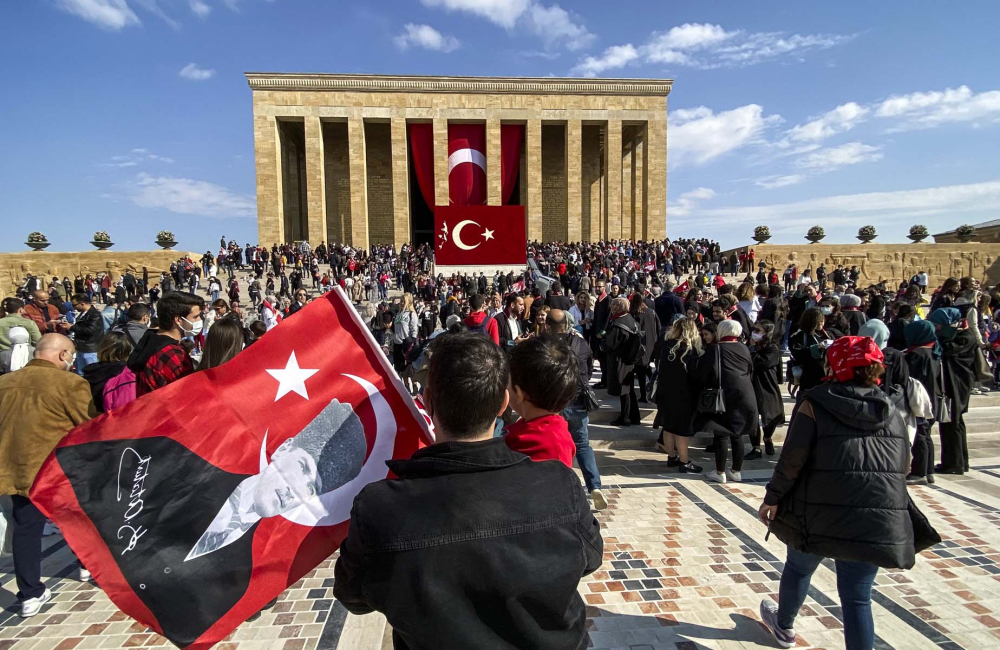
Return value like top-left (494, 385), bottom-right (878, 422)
top-left (434, 205), bottom-right (527, 266)
top-left (448, 123), bottom-right (487, 206)
top-left (30, 288), bottom-right (432, 649)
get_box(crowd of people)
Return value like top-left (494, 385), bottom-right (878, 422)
top-left (2, 232), bottom-right (985, 650)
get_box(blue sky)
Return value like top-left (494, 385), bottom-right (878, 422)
top-left (3, 0), bottom-right (999, 252)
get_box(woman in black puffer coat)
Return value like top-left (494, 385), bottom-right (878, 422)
top-left (756, 336), bottom-right (924, 650)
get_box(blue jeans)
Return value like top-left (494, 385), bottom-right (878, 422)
top-left (561, 405), bottom-right (602, 492)
top-left (778, 547), bottom-right (879, 650)
top-left (75, 351), bottom-right (98, 375)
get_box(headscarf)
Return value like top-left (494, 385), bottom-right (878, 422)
top-left (904, 320), bottom-right (940, 358)
top-left (840, 294), bottom-right (862, 310)
top-left (858, 319), bottom-right (890, 350)
top-left (7, 326), bottom-right (31, 372)
top-left (825, 335), bottom-right (884, 382)
top-left (928, 307), bottom-right (961, 326)
top-left (716, 319), bottom-right (743, 341)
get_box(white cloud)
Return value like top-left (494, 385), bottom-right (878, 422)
top-left (420, 0), bottom-right (531, 29)
top-left (875, 85), bottom-right (1000, 131)
top-left (127, 173), bottom-right (256, 218)
top-left (189, 0), bottom-right (211, 18)
top-left (179, 62), bottom-right (215, 80)
top-left (670, 187), bottom-right (716, 218)
top-left (786, 102), bottom-right (868, 142)
top-left (573, 23), bottom-right (852, 75)
top-left (420, 0), bottom-right (590, 50)
top-left (570, 44), bottom-right (639, 76)
top-left (393, 23), bottom-right (460, 52)
top-left (101, 149), bottom-right (175, 168)
top-left (795, 142), bottom-right (883, 171)
top-left (755, 174), bottom-right (806, 189)
top-left (681, 180), bottom-right (1000, 231)
top-left (668, 104), bottom-right (782, 168)
top-left (525, 4), bottom-right (594, 51)
top-left (56, 0), bottom-right (140, 30)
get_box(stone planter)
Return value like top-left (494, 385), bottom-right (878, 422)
top-left (156, 240), bottom-right (178, 250)
top-left (752, 235), bottom-right (771, 244)
top-left (26, 241), bottom-right (50, 251)
top-left (91, 241), bottom-right (114, 250)
top-left (907, 234), bottom-right (928, 243)
top-left (957, 235), bottom-right (974, 243)
top-left (856, 235), bottom-right (877, 244)
top-left (805, 235), bottom-right (825, 244)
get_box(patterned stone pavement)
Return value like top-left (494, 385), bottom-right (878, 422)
top-left (5, 385), bottom-right (1000, 649)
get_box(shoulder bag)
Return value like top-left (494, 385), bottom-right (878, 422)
top-left (696, 347), bottom-right (727, 415)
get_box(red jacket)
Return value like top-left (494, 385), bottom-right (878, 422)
top-left (464, 311), bottom-right (500, 345)
top-left (504, 414), bottom-right (575, 468)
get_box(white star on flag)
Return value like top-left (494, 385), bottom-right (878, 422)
top-left (482, 228), bottom-right (495, 241)
top-left (266, 351), bottom-right (319, 401)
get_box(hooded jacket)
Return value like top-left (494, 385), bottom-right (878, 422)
top-left (83, 360), bottom-right (127, 413)
top-left (463, 310), bottom-right (500, 345)
top-left (765, 382), bottom-right (915, 569)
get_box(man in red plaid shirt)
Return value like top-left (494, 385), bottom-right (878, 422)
top-left (126, 292), bottom-right (204, 396)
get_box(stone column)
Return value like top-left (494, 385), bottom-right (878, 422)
top-left (635, 124), bottom-right (646, 240)
top-left (646, 118), bottom-right (667, 240)
top-left (486, 118), bottom-right (502, 206)
top-left (390, 117), bottom-right (410, 248)
top-left (622, 128), bottom-right (634, 241)
top-left (433, 118), bottom-right (449, 208)
top-left (347, 114), bottom-right (369, 249)
top-left (254, 115), bottom-right (283, 244)
top-left (566, 120), bottom-right (582, 242)
top-left (526, 119), bottom-right (543, 242)
top-left (304, 117), bottom-right (327, 246)
top-left (605, 118), bottom-right (623, 241)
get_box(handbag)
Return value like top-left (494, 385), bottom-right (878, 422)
top-left (696, 347), bottom-right (727, 415)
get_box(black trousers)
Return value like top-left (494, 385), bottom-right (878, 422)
top-left (635, 365), bottom-right (650, 400)
top-left (714, 435), bottom-right (745, 472)
top-left (619, 381), bottom-right (641, 424)
top-left (939, 415), bottom-right (969, 471)
top-left (750, 422), bottom-right (778, 448)
top-left (12, 495), bottom-right (46, 601)
top-left (911, 420), bottom-right (935, 478)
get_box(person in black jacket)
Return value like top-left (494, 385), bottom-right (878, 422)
top-left (81, 331), bottom-right (133, 413)
top-left (334, 332), bottom-right (603, 650)
top-left (591, 281), bottom-right (612, 388)
top-left (757, 336), bottom-right (916, 650)
top-left (859, 320), bottom-right (909, 392)
top-left (604, 298), bottom-right (642, 426)
top-left (904, 320), bottom-right (941, 485)
top-left (930, 308), bottom-right (977, 474)
top-left (789, 307), bottom-right (834, 398)
top-left (544, 281), bottom-right (574, 311)
top-left (747, 319), bottom-right (784, 459)
top-left (654, 318), bottom-right (703, 473)
top-left (69, 294), bottom-right (104, 374)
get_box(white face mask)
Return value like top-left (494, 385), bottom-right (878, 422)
top-left (820, 306), bottom-right (833, 316)
top-left (181, 316), bottom-right (204, 337)
top-left (64, 352), bottom-right (76, 372)
top-left (751, 332), bottom-right (764, 342)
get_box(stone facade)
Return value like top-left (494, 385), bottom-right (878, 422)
top-left (247, 73), bottom-right (672, 250)
top-left (724, 243), bottom-right (1000, 288)
top-left (0, 251), bottom-right (198, 301)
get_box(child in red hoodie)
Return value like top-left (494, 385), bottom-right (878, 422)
top-left (504, 335), bottom-right (578, 467)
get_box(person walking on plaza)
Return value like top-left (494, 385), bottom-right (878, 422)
top-left (630, 293), bottom-right (660, 403)
top-left (747, 319), bottom-right (784, 459)
top-left (604, 297), bottom-right (642, 426)
top-left (547, 309), bottom-right (607, 509)
top-left (930, 308), bottom-right (977, 474)
top-left (0, 333), bottom-right (96, 617)
top-left (68, 294), bottom-right (104, 374)
top-left (695, 319), bottom-right (757, 483)
top-left (904, 320), bottom-right (942, 484)
top-left (757, 336), bottom-right (919, 650)
top-left (654, 317), bottom-right (703, 473)
top-left (592, 280), bottom-right (611, 389)
top-left (334, 332), bottom-right (603, 649)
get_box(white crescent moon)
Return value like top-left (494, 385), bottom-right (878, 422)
top-left (453, 220), bottom-right (482, 251)
top-left (279, 374), bottom-right (397, 527)
top-left (447, 148), bottom-right (486, 174)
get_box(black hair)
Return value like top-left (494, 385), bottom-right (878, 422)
top-left (1, 297), bottom-right (24, 316)
top-left (127, 303), bottom-right (150, 322)
top-left (798, 306), bottom-right (825, 333)
top-left (157, 291), bottom-right (205, 329)
top-left (754, 318), bottom-right (776, 345)
top-left (469, 293), bottom-right (485, 310)
top-left (71, 293), bottom-right (91, 305)
top-left (97, 330), bottom-right (134, 363)
top-left (505, 293), bottom-right (521, 308)
top-left (427, 332), bottom-right (509, 440)
top-left (509, 335), bottom-right (579, 413)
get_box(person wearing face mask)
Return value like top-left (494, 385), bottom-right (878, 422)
top-left (928, 308), bottom-right (977, 474)
top-left (790, 307), bottom-right (833, 396)
top-left (68, 294), bottom-right (105, 375)
top-left (126, 291), bottom-right (204, 396)
top-left (747, 320), bottom-right (784, 459)
top-left (817, 298), bottom-right (848, 339)
top-left (0, 333), bottom-right (96, 617)
top-left (117, 302), bottom-right (151, 345)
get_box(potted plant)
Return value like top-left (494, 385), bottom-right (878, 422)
top-left (91, 230), bottom-right (114, 250)
top-left (857, 225), bottom-right (877, 244)
top-left (908, 224), bottom-right (929, 243)
top-left (156, 230), bottom-right (178, 250)
top-left (752, 225), bottom-right (771, 244)
top-left (26, 231), bottom-right (50, 251)
top-left (805, 225), bottom-right (825, 244)
top-left (955, 224), bottom-right (975, 243)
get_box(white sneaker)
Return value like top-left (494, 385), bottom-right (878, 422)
top-left (704, 469), bottom-right (727, 484)
top-left (726, 469), bottom-right (742, 483)
top-left (20, 588), bottom-right (53, 618)
top-left (591, 489), bottom-right (608, 511)
top-left (79, 568), bottom-right (91, 582)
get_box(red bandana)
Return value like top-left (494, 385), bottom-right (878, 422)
top-left (825, 336), bottom-right (884, 382)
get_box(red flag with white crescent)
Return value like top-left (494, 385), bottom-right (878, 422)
top-left (434, 205), bottom-right (527, 266)
top-left (29, 288), bottom-right (431, 649)
top-left (448, 123), bottom-right (486, 206)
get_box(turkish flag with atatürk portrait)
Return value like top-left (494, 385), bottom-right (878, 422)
top-left (434, 205), bottom-right (527, 266)
top-left (29, 288), bottom-right (432, 649)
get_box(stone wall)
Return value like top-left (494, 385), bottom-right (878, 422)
top-left (541, 123), bottom-right (568, 242)
top-left (364, 122), bottom-right (394, 245)
top-left (721, 243), bottom-right (1000, 288)
top-left (0, 251), bottom-right (199, 301)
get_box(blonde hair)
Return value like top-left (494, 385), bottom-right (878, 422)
top-left (666, 317), bottom-right (703, 362)
top-left (735, 282), bottom-right (755, 302)
top-left (610, 297), bottom-right (630, 315)
top-left (575, 290), bottom-right (592, 310)
top-left (401, 292), bottom-right (415, 313)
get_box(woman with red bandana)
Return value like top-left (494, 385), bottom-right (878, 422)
top-left (756, 336), bottom-right (920, 650)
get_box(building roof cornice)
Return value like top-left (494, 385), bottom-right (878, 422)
top-left (245, 72), bottom-right (673, 96)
